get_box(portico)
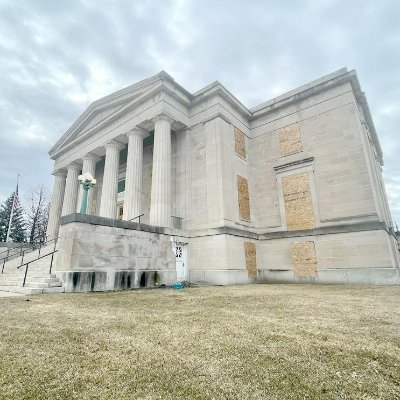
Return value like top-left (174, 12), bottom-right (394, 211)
top-left (46, 113), bottom-right (177, 241)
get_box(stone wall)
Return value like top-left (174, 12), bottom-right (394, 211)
top-left (55, 215), bottom-right (176, 292)
top-left (249, 82), bottom-right (378, 229)
top-left (258, 227), bottom-right (400, 284)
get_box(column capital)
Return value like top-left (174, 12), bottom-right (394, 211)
top-left (104, 140), bottom-right (124, 151)
top-left (67, 162), bottom-right (81, 171)
top-left (82, 153), bottom-right (101, 163)
top-left (52, 169), bottom-right (67, 178)
top-left (127, 127), bottom-right (148, 139)
top-left (152, 114), bottom-right (174, 125)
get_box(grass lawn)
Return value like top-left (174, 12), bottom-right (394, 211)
top-left (0, 284), bottom-right (399, 399)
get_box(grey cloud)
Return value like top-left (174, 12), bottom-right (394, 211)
top-left (0, 0), bottom-right (399, 222)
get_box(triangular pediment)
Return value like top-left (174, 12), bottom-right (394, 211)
top-left (66, 101), bottom-right (135, 144)
top-left (50, 71), bottom-right (188, 157)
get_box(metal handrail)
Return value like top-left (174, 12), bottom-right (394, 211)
top-left (129, 214), bottom-right (145, 224)
top-left (17, 239), bottom-right (59, 287)
top-left (1, 247), bottom-right (24, 274)
top-left (1, 236), bottom-right (59, 274)
top-left (0, 245), bottom-right (27, 259)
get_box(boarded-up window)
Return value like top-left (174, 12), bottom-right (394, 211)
top-left (244, 242), bottom-right (257, 277)
top-left (237, 176), bottom-right (250, 221)
top-left (282, 172), bottom-right (315, 231)
top-left (279, 123), bottom-right (302, 156)
top-left (234, 127), bottom-right (246, 159)
top-left (291, 241), bottom-right (317, 277)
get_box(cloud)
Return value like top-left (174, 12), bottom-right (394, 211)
top-left (0, 0), bottom-right (399, 223)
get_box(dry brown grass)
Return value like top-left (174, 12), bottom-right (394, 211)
top-left (0, 284), bottom-right (399, 399)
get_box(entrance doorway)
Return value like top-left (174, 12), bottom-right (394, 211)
top-left (175, 243), bottom-right (187, 282)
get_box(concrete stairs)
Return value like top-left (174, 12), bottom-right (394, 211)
top-left (0, 244), bottom-right (64, 295)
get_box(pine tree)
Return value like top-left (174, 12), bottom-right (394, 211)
top-left (0, 192), bottom-right (26, 242)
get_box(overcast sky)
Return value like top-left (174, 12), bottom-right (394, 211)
top-left (0, 0), bottom-right (399, 223)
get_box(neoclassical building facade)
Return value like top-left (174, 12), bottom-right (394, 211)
top-left (46, 68), bottom-right (400, 291)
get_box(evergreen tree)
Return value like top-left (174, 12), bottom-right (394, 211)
top-left (0, 192), bottom-right (26, 242)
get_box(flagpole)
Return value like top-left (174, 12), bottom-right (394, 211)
top-left (6, 174), bottom-right (19, 242)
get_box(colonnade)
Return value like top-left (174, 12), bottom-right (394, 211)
top-left (46, 115), bottom-right (173, 239)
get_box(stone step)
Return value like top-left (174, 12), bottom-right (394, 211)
top-left (0, 285), bottom-right (43, 295)
top-left (29, 277), bottom-right (61, 284)
top-left (0, 272), bottom-right (57, 280)
top-left (1, 269), bottom-right (54, 276)
top-left (0, 285), bottom-right (65, 295)
top-left (0, 243), bottom-right (61, 295)
top-left (42, 287), bottom-right (65, 294)
top-left (0, 281), bottom-right (22, 286)
top-left (31, 274), bottom-right (58, 279)
top-left (24, 281), bottom-right (62, 288)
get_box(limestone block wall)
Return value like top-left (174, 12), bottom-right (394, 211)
top-left (249, 82), bottom-right (379, 229)
top-left (185, 124), bottom-right (207, 229)
top-left (249, 121), bottom-right (281, 228)
top-left (258, 228), bottom-right (400, 284)
top-left (360, 123), bottom-right (393, 227)
top-left (55, 219), bottom-right (176, 292)
top-left (188, 233), bottom-right (260, 285)
top-left (210, 120), bottom-right (253, 229)
top-left (305, 103), bottom-right (375, 223)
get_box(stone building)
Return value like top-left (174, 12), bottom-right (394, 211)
top-left (46, 68), bottom-right (400, 291)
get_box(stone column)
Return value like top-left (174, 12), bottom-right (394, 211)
top-left (99, 140), bottom-right (122, 219)
top-left (61, 162), bottom-right (81, 216)
top-left (46, 170), bottom-right (67, 239)
top-left (150, 115), bottom-right (172, 227)
top-left (123, 128), bottom-right (147, 221)
top-left (76, 154), bottom-right (99, 214)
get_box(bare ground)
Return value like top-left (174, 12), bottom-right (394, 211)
top-left (0, 284), bottom-right (399, 399)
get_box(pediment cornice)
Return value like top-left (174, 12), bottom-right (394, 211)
top-left (50, 68), bottom-right (382, 165)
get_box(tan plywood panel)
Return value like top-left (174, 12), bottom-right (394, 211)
top-left (244, 242), bottom-right (257, 277)
top-left (291, 241), bottom-right (318, 277)
top-left (279, 123), bottom-right (302, 156)
top-left (234, 127), bottom-right (246, 159)
top-left (282, 172), bottom-right (315, 231)
top-left (237, 175), bottom-right (250, 221)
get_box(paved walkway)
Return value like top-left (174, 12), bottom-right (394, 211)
top-left (0, 291), bottom-right (26, 298)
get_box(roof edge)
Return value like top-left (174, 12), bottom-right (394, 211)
top-left (250, 68), bottom-right (349, 113)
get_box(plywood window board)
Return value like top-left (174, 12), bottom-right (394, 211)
top-left (237, 175), bottom-right (251, 221)
top-left (282, 172), bottom-right (315, 231)
top-left (244, 242), bottom-right (257, 277)
top-left (291, 241), bottom-right (318, 277)
top-left (279, 123), bottom-right (302, 157)
top-left (234, 127), bottom-right (246, 159)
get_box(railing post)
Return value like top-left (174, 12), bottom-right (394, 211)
top-left (23, 263), bottom-right (29, 287)
top-left (1, 249), bottom-right (10, 274)
top-left (49, 253), bottom-right (55, 274)
top-left (20, 250), bottom-right (25, 267)
top-left (49, 239), bottom-right (58, 274)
